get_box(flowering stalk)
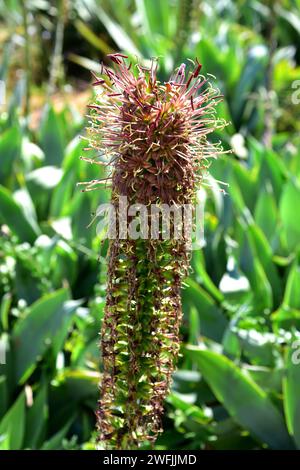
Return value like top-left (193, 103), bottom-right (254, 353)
top-left (82, 54), bottom-right (226, 449)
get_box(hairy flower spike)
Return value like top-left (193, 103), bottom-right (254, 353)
top-left (84, 54), bottom-right (226, 449)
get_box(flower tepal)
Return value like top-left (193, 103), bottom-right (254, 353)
top-left (84, 54), bottom-right (226, 449)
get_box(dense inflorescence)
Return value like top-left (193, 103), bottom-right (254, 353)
top-left (83, 54), bottom-right (226, 449)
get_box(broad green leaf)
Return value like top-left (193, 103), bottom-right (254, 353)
top-left (183, 278), bottom-right (228, 342)
top-left (26, 166), bottom-right (63, 220)
top-left (51, 240), bottom-right (77, 287)
top-left (251, 259), bottom-right (273, 311)
top-left (39, 105), bottom-right (65, 166)
top-left (196, 38), bottom-right (228, 84)
top-left (50, 171), bottom-right (76, 218)
top-left (14, 188), bottom-right (40, 236)
top-left (233, 329), bottom-right (277, 367)
top-left (247, 222), bottom-right (282, 307)
top-left (50, 137), bottom-right (84, 217)
top-left (188, 306), bottom-right (200, 346)
top-left (0, 392), bottom-right (25, 450)
top-left (135, 0), bottom-right (174, 38)
top-left (41, 419), bottom-right (73, 450)
top-left (283, 338), bottom-right (300, 449)
top-left (260, 150), bottom-right (286, 202)
top-left (51, 369), bottom-right (99, 404)
top-left (12, 289), bottom-right (81, 384)
top-left (239, 227), bottom-right (273, 311)
top-left (48, 370), bottom-right (98, 436)
top-left (166, 392), bottom-right (210, 424)
top-left (0, 376), bottom-right (7, 420)
top-left (246, 366), bottom-right (283, 393)
top-left (254, 184), bottom-right (278, 241)
top-left (0, 293), bottom-right (11, 332)
top-left (222, 325), bottom-right (242, 359)
top-left (0, 433), bottom-right (9, 450)
top-left (277, 6), bottom-right (300, 34)
top-left (283, 262), bottom-right (300, 310)
top-left (280, 180), bottom-right (300, 251)
top-left (191, 250), bottom-right (224, 303)
top-left (204, 225), bottom-right (227, 286)
top-left (24, 383), bottom-right (48, 449)
top-left (0, 126), bottom-right (21, 184)
top-left (20, 137), bottom-right (44, 173)
top-left (69, 193), bottom-right (94, 248)
top-left (14, 255), bottom-right (44, 306)
top-left (0, 185), bottom-right (38, 243)
top-left (232, 161), bottom-right (258, 212)
top-left (231, 46), bottom-right (267, 125)
top-left (272, 307), bottom-right (300, 331)
top-left (186, 347), bottom-right (293, 449)
top-left (228, 170), bottom-right (245, 213)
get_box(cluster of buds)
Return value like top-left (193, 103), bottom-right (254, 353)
top-left (83, 53), bottom-right (226, 449)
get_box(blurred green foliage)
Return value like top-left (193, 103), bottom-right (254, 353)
top-left (0, 0), bottom-right (300, 450)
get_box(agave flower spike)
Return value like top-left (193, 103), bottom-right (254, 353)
top-left (83, 54), bottom-right (227, 449)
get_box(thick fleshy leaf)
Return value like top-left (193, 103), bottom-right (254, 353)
top-left (0, 126), bottom-right (21, 184)
top-left (39, 105), bottom-right (65, 166)
top-left (283, 337), bottom-right (300, 449)
top-left (0, 185), bottom-right (39, 243)
top-left (24, 383), bottom-right (48, 449)
top-left (280, 180), bottom-right (300, 251)
top-left (0, 392), bottom-right (25, 450)
top-left (183, 279), bottom-right (228, 342)
top-left (12, 289), bottom-right (81, 384)
top-left (186, 347), bottom-right (293, 449)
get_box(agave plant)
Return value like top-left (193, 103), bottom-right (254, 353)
top-left (82, 53), bottom-right (226, 449)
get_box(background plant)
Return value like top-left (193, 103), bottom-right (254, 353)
top-left (0, 0), bottom-right (300, 450)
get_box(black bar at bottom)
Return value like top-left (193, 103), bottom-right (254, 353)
top-left (0, 450), bottom-right (299, 467)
